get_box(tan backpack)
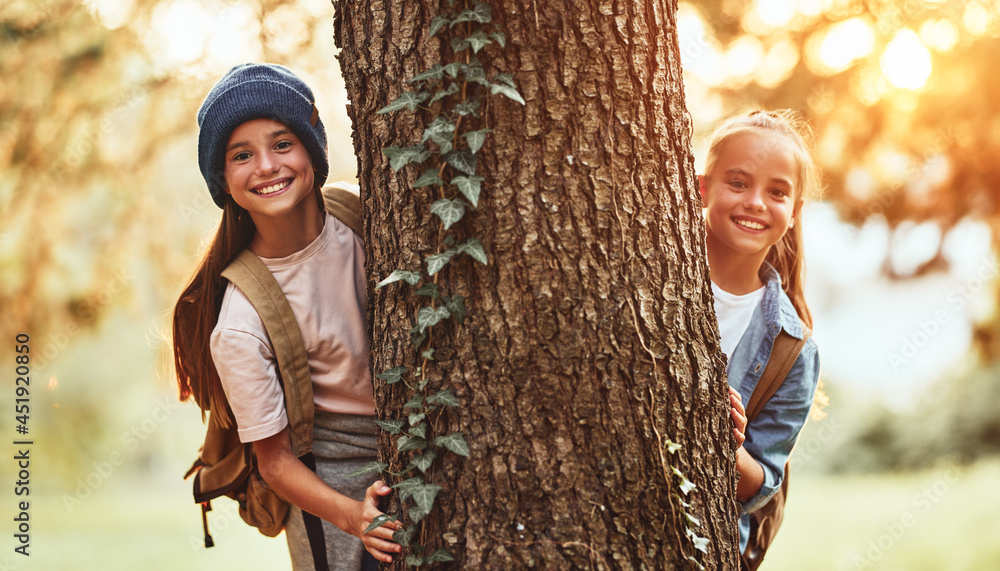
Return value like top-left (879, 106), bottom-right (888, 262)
top-left (740, 326), bottom-right (811, 571)
top-left (184, 185), bottom-right (363, 547)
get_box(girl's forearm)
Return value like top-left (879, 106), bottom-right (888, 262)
top-left (735, 447), bottom-right (765, 502)
top-left (254, 432), bottom-right (361, 536)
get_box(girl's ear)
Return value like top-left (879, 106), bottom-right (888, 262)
top-left (789, 199), bottom-right (803, 229)
top-left (698, 175), bottom-right (707, 199)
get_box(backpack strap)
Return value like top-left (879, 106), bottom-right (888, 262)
top-left (322, 184), bottom-right (363, 238)
top-left (222, 251), bottom-right (314, 457)
top-left (745, 326), bottom-right (811, 423)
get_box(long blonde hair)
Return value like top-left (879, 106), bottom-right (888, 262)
top-left (703, 110), bottom-right (820, 328)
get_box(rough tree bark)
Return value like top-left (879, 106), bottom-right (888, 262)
top-left (333, 0), bottom-right (740, 568)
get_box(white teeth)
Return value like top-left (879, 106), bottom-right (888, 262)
top-left (256, 181), bottom-right (290, 195)
top-left (736, 219), bottom-right (765, 230)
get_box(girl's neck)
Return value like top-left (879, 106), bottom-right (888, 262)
top-left (707, 235), bottom-right (767, 295)
top-left (248, 205), bottom-right (325, 259)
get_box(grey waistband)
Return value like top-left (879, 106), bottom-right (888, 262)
top-left (310, 411), bottom-right (377, 460)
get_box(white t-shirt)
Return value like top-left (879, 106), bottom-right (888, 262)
top-left (711, 281), bottom-right (765, 373)
top-left (210, 211), bottom-right (375, 443)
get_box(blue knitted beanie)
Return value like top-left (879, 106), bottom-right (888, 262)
top-left (197, 63), bottom-right (329, 208)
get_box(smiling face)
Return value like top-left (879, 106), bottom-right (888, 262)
top-left (223, 118), bottom-right (317, 222)
top-left (700, 130), bottom-right (802, 264)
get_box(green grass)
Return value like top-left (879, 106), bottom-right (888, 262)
top-left (8, 459), bottom-right (1000, 569)
top-left (764, 459), bottom-right (1000, 571)
top-left (14, 480), bottom-right (291, 571)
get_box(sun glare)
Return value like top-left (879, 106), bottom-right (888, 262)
top-left (963, 2), bottom-right (991, 36)
top-left (817, 18), bottom-right (875, 73)
top-left (144, 0), bottom-right (262, 74)
top-left (919, 19), bottom-right (959, 52)
top-left (84, 0), bottom-right (134, 30)
top-left (881, 29), bottom-right (932, 90)
top-left (756, 0), bottom-right (796, 28)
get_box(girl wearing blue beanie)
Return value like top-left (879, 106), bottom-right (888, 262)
top-left (172, 64), bottom-right (400, 570)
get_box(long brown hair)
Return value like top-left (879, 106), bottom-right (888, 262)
top-left (173, 198), bottom-right (255, 427)
top-left (703, 109), bottom-right (820, 329)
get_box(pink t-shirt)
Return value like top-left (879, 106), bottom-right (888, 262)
top-left (211, 211), bottom-right (375, 443)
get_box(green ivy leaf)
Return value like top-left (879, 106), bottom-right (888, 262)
top-left (377, 91), bottom-right (429, 114)
top-left (466, 29), bottom-right (491, 53)
top-left (425, 249), bottom-right (457, 276)
top-left (430, 83), bottom-right (460, 105)
top-left (375, 269), bottom-right (421, 289)
top-left (363, 513), bottom-right (399, 534)
top-left (431, 198), bottom-right (467, 230)
top-left (452, 175), bottom-right (484, 207)
top-left (374, 419), bottom-right (405, 434)
top-left (421, 348), bottom-right (435, 360)
top-left (442, 62), bottom-right (467, 78)
top-left (686, 528), bottom-right (710, 554)
top-left (397, 434), bottom-right (427, 452)
top-left (427, 388), bottom-right (460, 407)
top-left (422, 116), bottom-right (456, 154)
top-left (450, 36), bottom-right (471, 54)
top-left (442, 295), bottom-right (467, 324)
top-left (411, 329), bottom-right (427, 349)
top-left (382, 145), bottom-right (431, 171)
top-left (346, 460), bottom-right (389, 478)
top-left (433, 432), bottom-right (470, 457)
top-left (492, 73), bottom-right (516, 88)
top-left (417, 305), bottom-right (452, 333)
top-left (464, 129), bottom-right (491, 154)
top-left (403, 393), bottom-right (425, 409)
top-left (472, 2), bottom-right (492, 22)
top-left (408, 450), bottom-right (437, 473)
top-left (408, 421), bottom-right (428, 439)
top-left (426, 548), bottom-right (455, 563)
top-left (489, 83), bottom-right (526, 105)
top-left (491, 31), bottom-right (506, 48)
top-left (457, 238), bottom-right (488, 264)
top-left (408, 505), bottom-right (430, 525)
top-left (413, 168), bottom-right (444, 188)
top-left (684, 511), bottom-right (701, 527)
top-left (453, 99), bottom-right (480, 117)
top-left (393, 526), bottom-right (416, 548)
top-left (664, 439), bottom-right (682, 454)
top-left (377, 366), bottom-right (407, 384)
top-left (672, 466), bottom-right (697, 495)
top-left (411, 482), bottom-right (443, 512)
top-left (452, 2), bottom-right (492, 25)
top-left (429, 15), bottom-right (449, 37)
top-left (414, 283), bottom-right (440, 299)
top-left (445, 150), bottom-right (478, 175)
top-left (463, 63), bottom-right (489, 86)
top-left (392, 476), bottom-right (424, 503)
top-left (410, 64), bottom-right (445, 83)
top-left (408, 412), bottom-right (426, 426)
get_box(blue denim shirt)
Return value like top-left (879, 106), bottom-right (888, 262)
top-left (726, 266), bottom-right (820, 553)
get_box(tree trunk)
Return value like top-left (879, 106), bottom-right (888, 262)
top-left (333, 0), bottom-right (740, 568)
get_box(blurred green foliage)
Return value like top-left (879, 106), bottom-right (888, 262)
top-left (794, 362), bottom-right (1000, 474)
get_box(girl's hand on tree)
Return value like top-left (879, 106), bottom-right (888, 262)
top-left (729, 387), bottom-right (747, 447)
top-left (357, 480), bottom-right (403, 563)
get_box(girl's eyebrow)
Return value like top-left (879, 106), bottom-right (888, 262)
top-left (226, 129), bottom-right (292, 152)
